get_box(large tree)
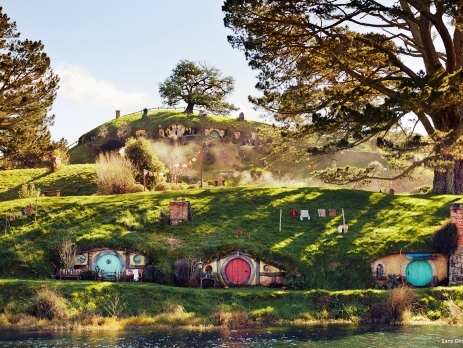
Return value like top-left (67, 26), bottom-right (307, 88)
top-left (0, 7), bottom-right (59, 169)
top-left (223, 0), bottom-right (463, 194)
top-left (159, 60), bottom-right (237, 114)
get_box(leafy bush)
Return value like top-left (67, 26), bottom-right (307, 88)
top-left (174, 259), bottom-right (190, 287)
top-left (432, 223), bottom-right (458, 255)
top-left (284, 272), bottom-right (308, 290)
top-left (155, 182), bottom-right (170, 191)
top-left (80, 269), bottom-right (97, 280)
top-left (99, 139), bottom-right (124, 153)
top-left (34, 287), bottom-right (68, 320)
top-left (18, 182), bottom-right (41, 199)
top-left (124, 137), bottom-right (165, 190)
top-left (143, 265), bottom-right (168, 284)
top-left (94, 152), bottom-right (136, 194)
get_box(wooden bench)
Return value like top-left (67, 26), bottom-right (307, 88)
top-left (43, 190), bottom-right (61, 197)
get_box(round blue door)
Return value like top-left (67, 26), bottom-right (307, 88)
top-left (406, 261), bottom-right (432, 286)
top-left (96, 254), bottom-right (122, 274)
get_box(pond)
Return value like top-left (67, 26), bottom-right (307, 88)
top-left (0, 324), bottom-right (461, 347)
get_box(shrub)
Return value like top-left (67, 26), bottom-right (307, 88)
top-left (80, 269), bottom-right (97, 280)
top-left (116, 123), bottom-right (131, 141)
top-left (143, 265), bottom-right (168, 284)
top-left (124, 137), bottom-right (165, 189)
top-left (95, 152), bottom-right (136, 194)
top-left (99, 139), bottom-right (124, 153)
top-left (34, 287), bottom-right (68, 320)
top-left (386, 286), bottom-right (416, 323)
top-left (174, 259), bottom-right (190, 287)
top-left (432, 223), bottom-right (458, 255)
top-left (18, 182), bottom-right (41, 199)
top-left (154, 182), bottom-right (170, 191)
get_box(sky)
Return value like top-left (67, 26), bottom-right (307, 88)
top-left (2, 1), bottom-right (264, 144)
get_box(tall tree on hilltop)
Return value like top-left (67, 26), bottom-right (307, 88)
top-left (159, 60), bottom-right (237, 115)
top-left (0, 7), bottom-right (59, 169)
top-left (223, 0), bottom-right (463, 194)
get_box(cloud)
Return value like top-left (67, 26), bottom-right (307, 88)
top-left (55, 64), bottom-right (150, 110)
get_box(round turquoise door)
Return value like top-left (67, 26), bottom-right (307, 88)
top-left (406, 261), bottom-right (432, 286)
top-left (95, 254), bottom-right (122, 274)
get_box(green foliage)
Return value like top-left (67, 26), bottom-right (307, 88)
top-left (143, 265), bottom-right (168, 285)
top-left (0, 8), bottom-right (59, 169)
top-left (223, 0), bottom-right (463, 194)
top-left (174, 260), bottom-right (190, 287)
top-left (159, 60), bottom-right (237, 114)
top-left (124, 137), bottom-right (165, 189)
top-left (99, 139), bottom-right (125, 153)
top-left (18, 182), bottom-right (41, 199)
top-left (34, 287), bottom-right (68, 320)
top-left (432, 223), bottom-right (458, 255)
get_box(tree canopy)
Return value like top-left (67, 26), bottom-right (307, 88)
top-left (223, 0), bottom-right (463, 194)
top-left (0, 7), bottom-right (59, 169)
top-left (159, 60), bottom-right (237, 115)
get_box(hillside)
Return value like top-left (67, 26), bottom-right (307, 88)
top-left (0, 164), bottom-right (97, 201)
top-left (67, 109), bottom-right (432, 193)
top-left (0, 186), bottom-right (459, 290)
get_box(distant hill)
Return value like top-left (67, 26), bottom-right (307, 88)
top-left (68, 109), bottom-right (431, 193)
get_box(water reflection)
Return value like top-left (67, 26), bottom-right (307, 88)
top-left (0, 324), bottom-right (460, 347)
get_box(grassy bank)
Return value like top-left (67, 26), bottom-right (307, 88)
top-left (0, 280), bottom-right (462, 331)
top-left (0, 186), bottom-right (460, 289)
top-left (0, 164), bottom-right (97, 201)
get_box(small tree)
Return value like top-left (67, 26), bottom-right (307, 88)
top-left (117, 123), bottom-right (131, 141)
top-left (18, 182), bottom-right (41, 199)
top-left (58, 237), bottom-right (76, 272)
top-left (124, 137), bottom-right (165, 189)
top-left (97, 125), bottom-right (109, 139)
top-left (159, 60), bottom-right (237, 114)
top-left (95, 152), bottom-right (137, 194)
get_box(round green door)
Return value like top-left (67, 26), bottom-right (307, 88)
top-left (96, 254), bottom-right (122, 274)
top-left (406, 261), bottom-right (432, 286)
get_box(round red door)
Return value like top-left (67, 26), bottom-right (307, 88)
top-left (225, 258), bottom-right (251, 284)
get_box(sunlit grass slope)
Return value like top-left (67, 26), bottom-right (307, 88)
top-left (69, 109), bottom-right (267, 164)
top-left (0, 164), bottom-right (97, 201)
top-left (0, 186), bottom-right (460, 290)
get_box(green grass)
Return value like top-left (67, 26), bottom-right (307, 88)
top-left (0, 164), bottom-right (97, 201)
top-left (0, 280), bottom-right (462, 329)
top-left (0, 185), bottom-right (460, 289)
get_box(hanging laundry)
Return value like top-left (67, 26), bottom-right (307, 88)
top-left (300, 210), bottom-right (310, 220)
top-left (20, 208), bottom-right (26, 216)
top-left (318, 209), bottom-right (326, 217)
top-left (9, 213), bottom-right (15, 221)
top-left (329, 209), bottom-right (336, 217)
top-left (290, 208), bottom-right (298, 217)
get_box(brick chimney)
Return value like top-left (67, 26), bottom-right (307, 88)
top-left (449, 203), bottom-right (463, 285)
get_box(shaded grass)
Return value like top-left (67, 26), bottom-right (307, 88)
top-left (0, 186), bottom-right (460, 289)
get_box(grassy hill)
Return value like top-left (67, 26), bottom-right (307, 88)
top-left (0, 185), bottom-right (459, 290)
top-left (0, 164), bottom-right (97, 201)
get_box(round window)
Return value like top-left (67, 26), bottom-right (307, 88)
top-left (133, 254), bottom-right (142, 264)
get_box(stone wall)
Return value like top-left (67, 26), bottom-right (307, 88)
top-left (449, 203), bottom-right (463, 285)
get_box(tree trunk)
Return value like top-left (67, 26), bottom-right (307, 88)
top-left (184, 103), bottom-right (194, 114)
top-left (432, 158), bottom-right (463, 194)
